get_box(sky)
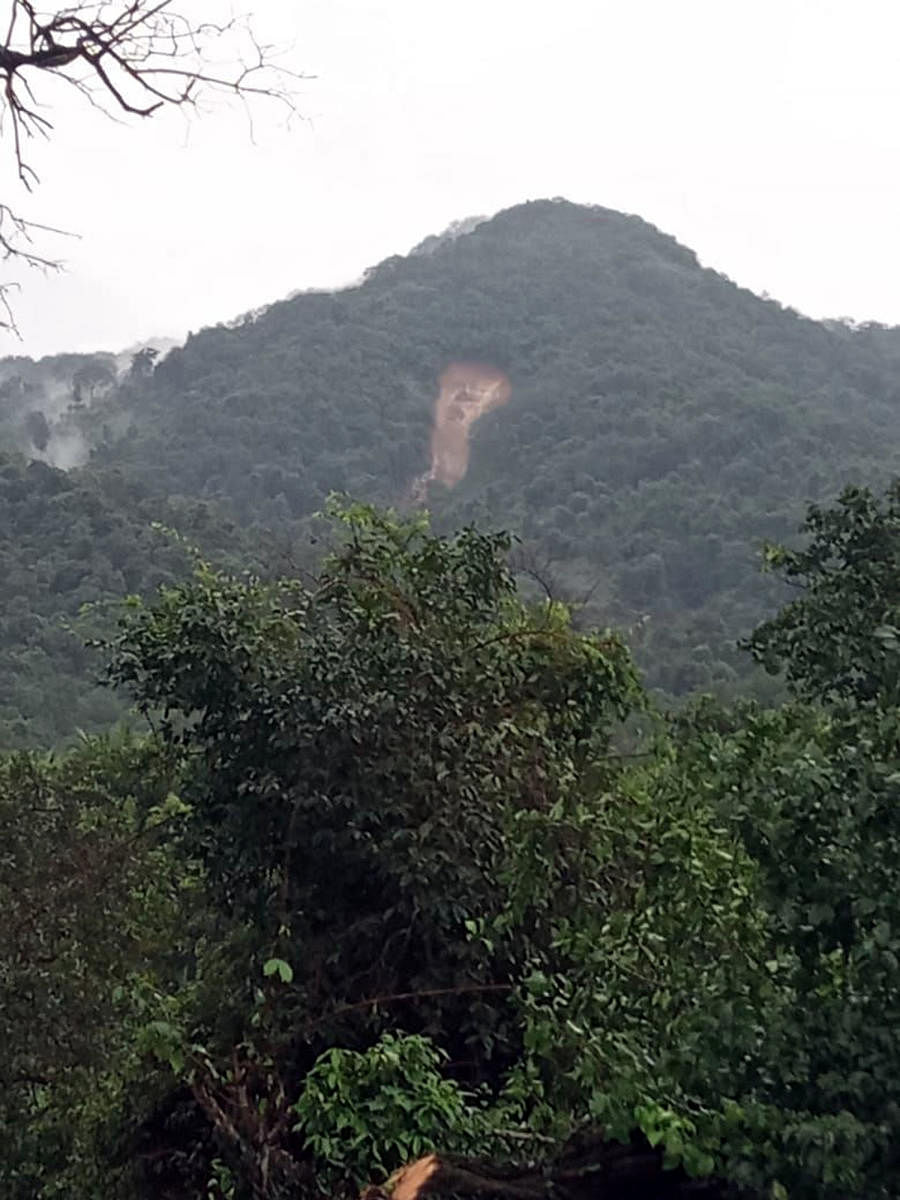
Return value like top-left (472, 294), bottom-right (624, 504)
top-left (4, 0), bottom-right (900, 358)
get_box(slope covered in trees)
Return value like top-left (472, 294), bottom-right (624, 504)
top-left (4, 198), bottom-right (900, 741)
top-left (0, 453), bottom-right (256, 745)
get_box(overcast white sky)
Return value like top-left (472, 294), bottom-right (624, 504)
top-left (4, 0), bottom-right (900, 358)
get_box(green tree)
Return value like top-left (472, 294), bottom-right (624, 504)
top-left (0, 731), bottom-right (195, 1199)
top-left (107, 501), bottom-right (642, 1047)
top-left (748, 482), bottom-right (900, 704)
top-left (103, 502), bottom-right (765, 1197)
top-left (665, 483), bottom-right (900, 1196)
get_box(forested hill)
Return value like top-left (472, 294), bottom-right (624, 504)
top-left (4, 197), bottom-right (900, 744)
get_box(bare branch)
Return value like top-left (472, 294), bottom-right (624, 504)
top-left (304, 983), bottom-right (514, 1035)
top-left (0, 0), bottom-right (307, 326)
top-left (0, 200), bottom-right (72, 330)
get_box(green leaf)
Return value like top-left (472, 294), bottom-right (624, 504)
top-left (263, 957), bottom-right (294, 984)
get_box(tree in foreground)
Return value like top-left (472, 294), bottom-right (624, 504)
top-left (0, 732), bottom-right (193, 1198)
top-left (671, 482), bottom-right (900, 1195)
top-left (9, 492), bottom-right (900, 1198)
top-left (98, 501), bottom-right (764, 1198)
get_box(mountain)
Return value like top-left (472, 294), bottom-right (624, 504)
top-left (3, 197), bottom-right (900, 745)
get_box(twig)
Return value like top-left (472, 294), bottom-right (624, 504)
top-left (306, 983), bottom-right (513, 1034)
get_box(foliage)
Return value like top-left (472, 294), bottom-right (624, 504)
top-left (98, 503), bottom-right (771, 1197)
top-left (0, 730), bottom-right (196, 1199)
top-left (748, 481), bottom-right (900, 703)
top-left (664, 483), bottom-right (900, 1195)
top-left (105, 501), bottom-right (642, 1052)
top-left (0, 451), bottom-right (258, 747)
top-left (293, 1033), bottom-right (506, 1187)
top-left (8, 488), bottom-right (900, 1198)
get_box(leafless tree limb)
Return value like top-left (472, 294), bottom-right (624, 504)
top-left (510, 545), bottom-right (610, 631)
top-left (0, 199), bottom-right (71, 330)
top-left (0, 0), bottom-right (306, 330)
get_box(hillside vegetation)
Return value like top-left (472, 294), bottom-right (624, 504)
top-left (6, 491), bottom-right (900, 1198)
top-left (4, 198), bottom-right (900, 742)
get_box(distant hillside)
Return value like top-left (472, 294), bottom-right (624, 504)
top-left (4, 198), bottom-right (900, 743)
top-left (0, 351), bottom-right (118, 469)
top-left (0, 453), bottom-right (260, 745)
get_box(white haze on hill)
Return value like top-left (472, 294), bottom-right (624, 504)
top-left (3, 0), bottom-right (900, 358)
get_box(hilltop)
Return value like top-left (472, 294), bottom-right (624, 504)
top-left (3, 198), bottom-right (900, 743)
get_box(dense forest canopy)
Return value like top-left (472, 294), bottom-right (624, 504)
top-left (5, 488), bottom-right (900, 1198)
top-left (3, 199), bottom-right (900, 744)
